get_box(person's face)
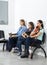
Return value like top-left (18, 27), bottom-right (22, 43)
top-left (37, 21), bottom-right (41, 28)
top-left (28, 23), bottom-right (32, 29)
top-left (20, 21), bottom-right (23, 26)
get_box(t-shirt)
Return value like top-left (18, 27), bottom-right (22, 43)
top-left (37, 29), bottom-right (44, 41)
top-left (16, 26), bottom-right (27, 37)
top-left (25, 29), bottom-right (33, 35)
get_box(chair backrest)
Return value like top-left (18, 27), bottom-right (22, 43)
top-left (42, 32), bottom-right (46, 44)
top-left (0, 30), bottom-right (5, 38)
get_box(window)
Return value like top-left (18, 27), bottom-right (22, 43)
top-left (0, 1), bottom-right (8, 25)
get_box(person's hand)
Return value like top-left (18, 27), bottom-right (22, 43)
top-left (22, 35), bottom-right (26, 38)
top-left (22, 32), bottom-right (27, 38)
top-left (11, 35), bottom-right (16, 37)
top-left (9, 33), bottom-right (12, 37)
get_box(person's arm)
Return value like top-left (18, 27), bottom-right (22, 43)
top-left (9, 33), bottom-right (17, 38)
top-left (30, 31), bottom-right (42, 38)
top-left (30, 27), bottom-right (39, 36)
top-left (22, 32), bottom-right (29, 38)
top-left (11, 35), bottom-right (16, 37)
top-left (30, 31), bottom-right (36, 36)
top-left (22, 33), bottom-right (26, 38)
top-left (16, 27), bottom-right (21, 35)
top-left (18, 26), bottom-right (27, 36)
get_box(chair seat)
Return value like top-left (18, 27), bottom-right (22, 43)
top-left (0, 39), bottom-right (8, 43)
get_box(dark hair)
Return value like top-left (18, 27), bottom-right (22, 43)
top-left (20, 19), bottom-right (26, 26)
top-left (29, 22), bottom-right (34, 30)
top-left (38, 20), bottom-right (44, 29)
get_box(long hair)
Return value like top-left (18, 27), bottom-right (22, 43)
top-left (38, 20), bottom-right (44, 29)
top-left (29, 22), bottom-right (34, 30)
top-left (20, 19), bottom-right (26, 26)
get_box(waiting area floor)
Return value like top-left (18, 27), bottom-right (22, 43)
top-left (0, 44), bottom-right (47, 65)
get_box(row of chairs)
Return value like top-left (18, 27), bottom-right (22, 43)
top-left (0, 30), bottom-right (46, 59)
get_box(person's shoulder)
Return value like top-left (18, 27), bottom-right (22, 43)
top-left (42, 29), bottom-right (44, 31)
top-left (40, 28), bottom-right (44, 32)
top-left (22, 26), bottom-right (27, 28)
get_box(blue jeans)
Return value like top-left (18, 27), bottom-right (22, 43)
top-left (25, 37), bottom-right (41, 53)
top-left (6, 37), bottom-right (18, 51)
top-left (17, 36), bottom-right (26, 52)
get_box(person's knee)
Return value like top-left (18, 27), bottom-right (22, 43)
top-left (17, 41), bottom-right (22, 46)
top-left (26, 37), bottom-right (30, 42)
top-left (18, 36), bottom-right (21, 40)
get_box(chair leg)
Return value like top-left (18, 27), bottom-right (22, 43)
top-left (40, 46), bottom-right (46, 58)
top-left (31, 47), bottom-right (37, 59)
top-left (3, 43), bottom-right (6, 51)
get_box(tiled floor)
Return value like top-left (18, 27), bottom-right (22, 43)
top-left (0, 44), bottom-right (47, 65)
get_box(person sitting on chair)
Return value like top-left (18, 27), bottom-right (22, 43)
top-left (21, 20), bottom-right (44, 58)
top-left (16, 22), bottom-right (34, 56)
top-left (6, 19), bottom-right (27, 52)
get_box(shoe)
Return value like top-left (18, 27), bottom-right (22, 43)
top-left (8, 49), bottom-right (12, 52)
top-left (13, 50), bottom-right (19, 53)
top-left (14, 47), bottom-right (19, 50)
top-left (21, 54), bottom-right (29, 58)
top-left (17, 52), bottom-right (21, 56)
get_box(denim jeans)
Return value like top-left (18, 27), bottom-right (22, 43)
top-left (6, 37), bottom-right (18, 51)
top-left (25, 37), bottom-right (41, 53)
top-left (16, 36), bottom-right (26, 52)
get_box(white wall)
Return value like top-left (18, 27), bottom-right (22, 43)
top-left (0, 0), bottom-right (47, 54)
top-left (0, 0), bottom-right (8, 1)
top-left (14, 0), bottom-right (47, 31)
top-left (0, 0), bottom-right (15, 39)
top-left (0, 0), bottom-right (47, 40)
top-left (1, 0), bottom-right (47, 39)
top-left (14, 0), bottom-right (47, 53)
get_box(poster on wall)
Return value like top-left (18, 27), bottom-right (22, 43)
top-left (0, 1), bottom-right (8, 25)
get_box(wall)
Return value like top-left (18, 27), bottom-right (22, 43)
top-left (0, 0), bottom-right (15, 39)
top-left (14, 0), bottom-right (47, 31)
top-left (0, 0), bottom-right (47, 39)
top-left (0, 0), bottom-right (47, 53)
top-left (13, 0), bottom-right (47, 53)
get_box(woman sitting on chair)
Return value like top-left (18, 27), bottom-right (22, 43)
top-left (6, 19), bottom-right (27, 52)
top-left (16, 22), bottom-right (34, 56)
top-left (21, 20), bottom-right (44, 58)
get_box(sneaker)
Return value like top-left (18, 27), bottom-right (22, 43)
top-left (17, 52), bottom-right (21, 56)
top-left (13, 49), bottom-right (19, 53)
top-left (21, 54), bottom-right (29, 58)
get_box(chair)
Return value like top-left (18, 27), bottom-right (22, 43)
top-left (31, 32), bottom-right (46, 59)
top-left (0, 30), bottom-right (8, 51)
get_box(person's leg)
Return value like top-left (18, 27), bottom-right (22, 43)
top-left (25, 38), bottom-right (41, 51)
top-left (33, 39), bottom-right (41, 47)
top-left (8, 37), bottom-right (18, 52)
top-left (16, 36), bottom-right (26, 55)
top-left (12, 37), bottom-right (18, 48)
top-left (6, 40), bottom-right (9, 51)
top-left (25, 37), bottom-right (35, 53)
top-left (8, 37), bottom-right (14, 52)
top-left (21, 37), bottom-right (35, 58)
